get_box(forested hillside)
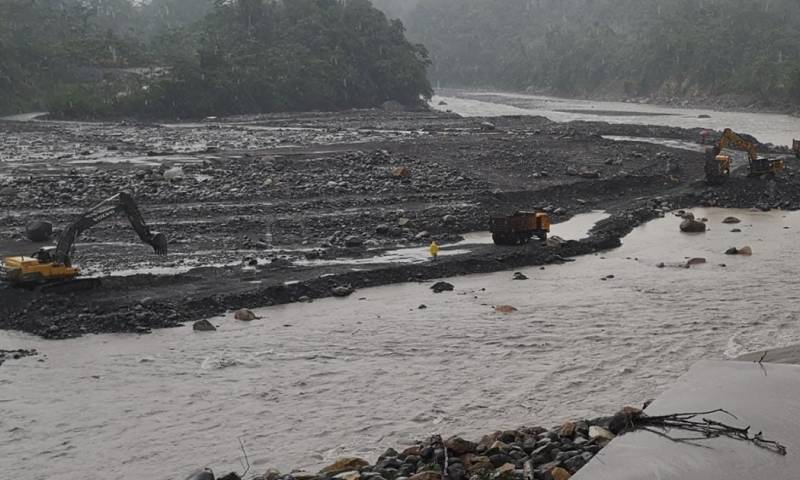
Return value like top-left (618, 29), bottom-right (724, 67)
top-left (390, 0), bottom-right (800, 107)
top-left (0, 0), bottom-right (432, 117)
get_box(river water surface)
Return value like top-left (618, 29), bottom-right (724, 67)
top-left (4, 208), bottom-right (800, 479)
top-left (432, 90), bottom-right (800, 147)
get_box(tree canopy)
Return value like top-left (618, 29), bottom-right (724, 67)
top-left (392, 0), bottom-right (800, 106)
top-left (1, 0), bottom-right (432, 117)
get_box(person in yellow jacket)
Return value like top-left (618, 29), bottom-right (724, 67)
top-left (429, 240), bottom-right (440, 261)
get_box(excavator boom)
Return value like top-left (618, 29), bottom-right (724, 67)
top-left (718, 128), bottom-right (758, 161)
top-left (52, 192), bottom-right (167, 266)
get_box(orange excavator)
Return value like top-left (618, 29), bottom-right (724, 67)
top-left (705, 128), bottom-right (784, 185)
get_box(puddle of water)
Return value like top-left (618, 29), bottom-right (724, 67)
top-left (457, 210), bottom-right (608, 244)
top-left (601, 135), bottom-right (707, 152)
top-left (4, 208), bottom-right (800, 480)
top-left (66, 155), bottom-right (201, 166)
top-left (297, 211), bottom-right (608, 267)
top-left (0, 112), bottom-right (48, 122)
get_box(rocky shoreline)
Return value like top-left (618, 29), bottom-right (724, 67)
top-left (444, 86), bottom-right (800, 117)
top-left (192, 407), bottom-right (639, 480)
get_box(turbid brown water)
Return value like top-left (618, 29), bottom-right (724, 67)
top-left (3, 208), bottom-right (800, 479)
top-left (434, 90), bottom-right (800, 146)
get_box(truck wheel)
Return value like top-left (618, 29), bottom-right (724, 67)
top-left (522, 233), bottom-right (531, 244)
top-left (492, 233), bottom-right (504, 245)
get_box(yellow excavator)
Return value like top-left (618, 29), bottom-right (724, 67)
top-left (1, 192), bottom-right (167, 291)
top-left (705, 128), bottom-right (784, 185)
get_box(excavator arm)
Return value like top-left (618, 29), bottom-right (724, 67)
top-left (48, 192), bottom-right (167, 267)
top-left (717, 128), bottom-right (759, 161)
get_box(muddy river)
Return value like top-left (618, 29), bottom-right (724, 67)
top-left (3, 208), bottom-right (800, 479)
top-left (433, 90), bottom-right (800, 147)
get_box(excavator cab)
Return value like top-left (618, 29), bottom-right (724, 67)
top-left (705, 147), bottom-right (731, 185)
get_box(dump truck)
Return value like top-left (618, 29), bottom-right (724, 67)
top-left (490, 211), bottom-right (550, 245)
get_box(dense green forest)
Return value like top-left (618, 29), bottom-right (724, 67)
top-left (5, 0), bottom-right (800, 116)
top-left (0, 0), bottom-right (432, 117)
top-left (382, 0), bottom-right (800, 107)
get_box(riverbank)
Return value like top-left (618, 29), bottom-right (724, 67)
top-left (440, 86), bottom-right (800, 118)
top-left (200, 409), bottom-right (629, 480)
top-left (2, 109), bottom-right (800, 339)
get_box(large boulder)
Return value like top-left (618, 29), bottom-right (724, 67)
top-left (679, 219), bottom-right (707, 233)
top-left (193, 320), bottom-right (217, 331)
top-left (578, 168), bottom-right (600, 179)
top-left (391, 167), bottom-right (411, 178)
top-left (332, 285), bottom-right (354, 297)
top-left (185, 469), bottom-right (215, 480)
top-left (495, 305), bottom-right (518, 313)
top-left (546, 236), bottom-right (566, 248)
top-left (26, 221), bottom-right (53, 242)
top-left (445, 436), bottom-right (478, 455)
top-left (319, 458), bottom-right (370, 476)
top-left (588, 426), bottom-right (615, 442)
top-left (344, 235), bottom-right (364, 248)
top-left (163, 166), bottom-right (185, 180)
top-left (234, 309), bottom-right (257, 321)
top-left (431, 281), bottom-right (454, 293)
top-left (409, 473), bottom-right (442, 480)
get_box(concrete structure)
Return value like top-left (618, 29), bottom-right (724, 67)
top-left (574, 360), bottom-right (800, 480)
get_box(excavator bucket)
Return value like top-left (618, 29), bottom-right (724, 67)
top-left (150, 233), bottom-right (168, 255)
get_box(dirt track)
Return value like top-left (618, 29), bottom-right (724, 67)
top-left (1, 110), bottom-right (797, 338)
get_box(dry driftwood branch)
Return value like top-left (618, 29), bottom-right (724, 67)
top-left (620, 408), bottom-right (787, 456)
top-left (238, 437), bottom-right (251, 477)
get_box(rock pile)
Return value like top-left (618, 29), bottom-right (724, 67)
top-left (0, 349), bottom-right (38, 366)
top-left (231, 410), bottom-right (635, 480)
